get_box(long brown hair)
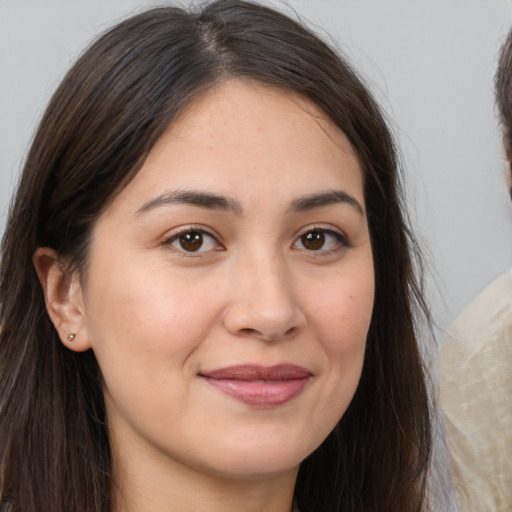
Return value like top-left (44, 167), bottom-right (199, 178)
top-left (0, 1), bottom-right (432, 510)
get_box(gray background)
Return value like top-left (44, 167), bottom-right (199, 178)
top-left (1, 0), bottom-right (511, 334)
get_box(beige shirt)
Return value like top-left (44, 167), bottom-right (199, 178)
top-left (440, 269), bottom-right (512, 512)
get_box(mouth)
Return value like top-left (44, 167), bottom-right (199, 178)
top-left (199, 364), bottom-right (313, 408)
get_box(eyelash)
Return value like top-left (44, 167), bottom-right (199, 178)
top-left (292, 226), bottom-right (352, 255)
top-left (162, 226), bottom-right (224, 256)
top-left (161, 225), bottom-right (352, 256)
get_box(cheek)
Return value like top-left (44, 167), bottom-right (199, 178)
top-left (309, 262), bottom-right (374, 406)
top-left (83, 257), bottom-right (224, 380)
top-left (289, 264), bottom-right (374, 451)
top-left (82, 261), bottom-right (229, 435)
top-left (314, 264), bottom-right (375, 354)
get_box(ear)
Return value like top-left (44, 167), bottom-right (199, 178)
top-left (33, 247), bottom-right (91, 352)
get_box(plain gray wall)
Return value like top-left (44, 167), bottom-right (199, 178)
top-left (1, 0), bottom-right (511, 333)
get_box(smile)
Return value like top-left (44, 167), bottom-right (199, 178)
top-left (199, 364), bottom-right (313, 407)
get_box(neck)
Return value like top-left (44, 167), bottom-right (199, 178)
top-left (110, 433), bottom-right (298, 512)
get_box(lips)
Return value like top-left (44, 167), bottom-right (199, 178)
top-left (199, 364), bottom-right (312, 407)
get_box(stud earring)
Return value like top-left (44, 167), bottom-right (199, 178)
top-left (67, 333), bottom-right (76, 342)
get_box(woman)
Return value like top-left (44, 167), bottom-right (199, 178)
top-left (0, 1), bottom-right (432, 511)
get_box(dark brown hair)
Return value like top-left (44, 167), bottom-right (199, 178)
top-left (0, 1), bottom-right (432, 510)
top-left (495, 28), bottom-right (512, 197)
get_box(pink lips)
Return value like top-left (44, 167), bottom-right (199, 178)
top-left (200, 364), bottom-right (312, 407)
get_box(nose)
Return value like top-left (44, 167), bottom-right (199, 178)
top-left (222, 253), bottom-right (306, 342)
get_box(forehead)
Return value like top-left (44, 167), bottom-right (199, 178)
top-left (162, 79), bottom-right (357, 162)
top-left (108, 79), bottom-right (364, 215)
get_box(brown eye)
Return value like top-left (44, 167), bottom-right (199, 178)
top-left (166, 229), bottom-right (219, 254)
top-left (162, 227), bottom-right (220, 256)
top-left (301, 231), bottom-right (326, 250)
top-left (178, 231), bottom-right (204, 252)
top-left (293, 228), bottom-right (349, 253)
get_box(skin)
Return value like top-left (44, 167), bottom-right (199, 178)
top-left (35, 79), bottom-right (375, 512)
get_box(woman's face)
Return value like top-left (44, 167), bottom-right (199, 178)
top-left (76, 80), bottom-right (374, 480)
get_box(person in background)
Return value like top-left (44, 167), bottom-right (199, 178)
top-left (440, 29), bottom-right (512, 512)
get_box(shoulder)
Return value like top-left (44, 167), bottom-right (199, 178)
top-left (440, 268), bottom-right (512, 511)
top-left (442, 268), bottom-right (512, 363)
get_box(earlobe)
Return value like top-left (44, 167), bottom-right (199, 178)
top-left (32, 247), bottom-right (91, 352)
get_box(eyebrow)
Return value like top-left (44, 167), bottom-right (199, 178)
top-left (289, 190), bottom-right (364, 216)
top-left (136, 188), bottom-right (364, 217)
top-left (136, 190), bottom-right (244, 216)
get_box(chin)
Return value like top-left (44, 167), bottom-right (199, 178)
top-left (206, 452), bottom-right (303, 479)
top-left (195, 428), bottom-right (322, 479)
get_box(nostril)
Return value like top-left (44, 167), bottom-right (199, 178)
top-left (239, 327), bottom-right (257, 336)
top-left (224, 300), bottom-right (306, 341)
top-left (237, 325), bottom-right (299, 340)
top-left (284, 326), bottom-right (297, 337)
